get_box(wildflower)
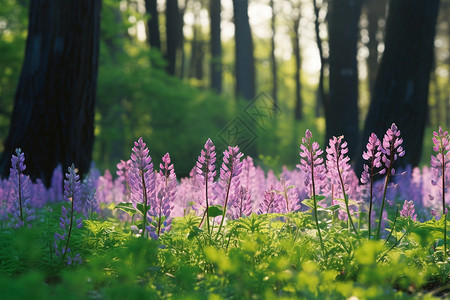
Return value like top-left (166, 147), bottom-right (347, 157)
top-left (361, 133), bottom-right (382, 239)
top-left (8, 148), bottom-right (33, 228)
top-left (375, 123), bottom-right (405, 240)
top-left (298, 129), bottom-right (326, 254)
top-left (326, 136), bottom-right (358, 236)
top-left (216, 146), bottom-right (243, 236)
top-left (147, 153), bottom-right (176, 239)
top-left (129, 137), bottom-right (155, 238)
top-left (400, 200), bottom-right (417, 221)
top-left (195, 139), bottom-right (217, 232)
top-left (55, 164), bottom-right (83, 264)
top-left (430, 126), bottom-right (450, 260)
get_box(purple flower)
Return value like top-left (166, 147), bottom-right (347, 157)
top-left (400, 200), bottom-right (417, 221)
top-left (129, 138), bottom-right (156, 237)
top-left (55, 164), bottom-right (83, 264)
top-left (298, 129), bottom-right (326, 194)
top-left (361, 133), bottom-right (382, 184)
top-left (215, 146), bottom-right (243, 235)
top-left (116, 159), bottom-right (132, 199)
top-left (229, 186), bottom-right (252, 220)
top-left (278, 178), bottom-right (300, 213)
top-left (258, 185), bottom-right (283, 214)
top-left (429, 126), bottom-right (450, 260)
top-left (380, 123), bottom-right (405, 175)
top-left (8, 148), bottom-right (33, 228)
top-left (147, 153), bottom-right (177, 239)
top-left (195, 139), bottom-right (217, 232)
top-left (326, 136), bottom-right (358, 236)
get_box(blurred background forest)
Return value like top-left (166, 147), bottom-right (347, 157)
top-left (0, 0), bottom-right (449, 180)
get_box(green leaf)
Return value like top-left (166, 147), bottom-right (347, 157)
top-left (208, 205), bottom-right (224, 218)
top-left (318, 204), bottom-right (341, 212)
top-left (115, 202), bottom-right (141, 216)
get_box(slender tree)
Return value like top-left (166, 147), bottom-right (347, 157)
top-left (358, 0), bottom-right (440, 170)
top-left (145, 0), bottom-right (161, 50)
top-left (326, 0), bottom-right (362, 160)
top-left (270, 0), bottom-right (278, 108)
top-left (210, 0), bottom-right (222, 93)
top-left (312, 0), bottom-right (328, 117)
top-left (232, 0), bottom-right (255, 101)
top-left (291, 1), bottom-right (303, 120)
top-left (0, 0), bottom-right (101, 187)
top-left (364, 0), bottom-right (387, 93)
top-left (165, 0), bottom-right (182, 76)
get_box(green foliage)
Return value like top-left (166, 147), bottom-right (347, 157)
top-left (0, 205), bottom-right (449, 299)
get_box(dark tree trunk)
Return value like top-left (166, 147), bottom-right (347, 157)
top-left (357, 0), bottom-right (440, 171)
top-left (188, 3), bottom-right (204, 81)
top-left (210, 0), bottom-right (222, 93)
top-left (232, 0), bottom-right (255, 101)
top-left (365, 0), bottom-right (387, 93)
top-left (326, 0), bottom-right (362, 160)
top-left (293, 12), bottom-right (302, 120)
top-left (270, 0), bottom-right (278, 108)
top-left (312, 0), bottom-right (328, 118)
top-left (0, 0), bottom-right (101, 187)
top-left (165, 0), bottom-right (181, 76)
top-left (145, 0), bottom-right (161, 50)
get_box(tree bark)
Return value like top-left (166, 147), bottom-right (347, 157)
top-left (210, 0), bottom-right (222, 93)
top-left (326, 0), bottom-right (362, 160)
top-left (292, 9), bottom-right (302, 120)
top-left (358, 0), bottom-right (440, 171)
top-left (312, 0), bottom-right (328, 118)
top-left (365, 0), bottom-right (387, 94)
top-left (0, 0), bottom-right (101, 187)
top-left (232, 0), bottom-right (255, 101)
top-left (145, 0), bottom-right (161, 50)
top-left (270, 0), bottom-right (278, 108)
top-left (165, 0), bottom-right (181, 76)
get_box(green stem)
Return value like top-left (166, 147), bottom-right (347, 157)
top-left (141, 170), bottom-right (148, 239)
top-left (309, 151), bottom-right (326, 258)
top-left (442, 150), bottom-right (447, 260)
top-left (376, 170), bottom-right (391, 240)
top-left (216, 165), bottom-right (234, 240)
top-left (337, 157), bottom-right (359, 238)
top-left (384, 206), bottom-right (399, 245)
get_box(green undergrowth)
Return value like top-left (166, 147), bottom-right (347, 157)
top-left (0, 206), bottom-right (449, 299)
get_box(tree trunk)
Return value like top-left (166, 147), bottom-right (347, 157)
top-left (312, 0), bottom-right (328, 118)
top-left (165, 0), bottom-right (180, 76)
top-left (210, 0), bottom-right (222, 93)
top-left (358, 0), bottom-right (440, 171)
top-left (232, 0), bottom-right (255, 101)
top-left (326, 0), bottom-right (362, 160)
top-left (293, 13), bottom-right (302, 120)
top-left (145, 0), bottom-right (161, 50)
top-left (0, 0), bottom-right (101, 187)
top-left (365, 0), bottom-right (387, 94)
top-left (270, 0), bottom-right (278, 108)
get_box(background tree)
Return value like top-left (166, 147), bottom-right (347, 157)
top-left (358, 0), bottom-right (440, 170)
top-left (0, 0), bottom-right (101, 187)
top-left (165, 0), bottom-right (183, 76)
top-left (232, 0), bottom-right (255, 101)
top-left (145, 0), bottom-right (161, 50)
top-left (326, 0), bottom-right (362, 160)
top-left (270, 0), bottom-right (278, 108)
top-left (210, 0), bottom-right (222, 93)
top-left (290, 0), bottom-right (303, 120)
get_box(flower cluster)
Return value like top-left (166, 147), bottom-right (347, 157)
top-left (361, 133), bottom-right (382, 184)
top-left (400, 200), bottom-right (417, 221)
top-left (147, 153), bottom-right (176, 239)
top-left (298, 129), bottom-right (326, 195)
top-left (129, 138), bottom-right (155, 236)
top-left (8, 148), bottom-right (33, 228)
top-left (380, 123), bottom-right (405, 175)
top-left (54, 164), bottom-right (83, 265)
